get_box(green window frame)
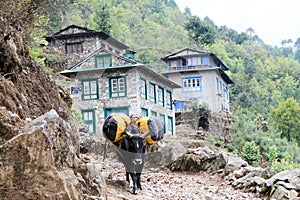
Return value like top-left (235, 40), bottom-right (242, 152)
top-left (95, 54), bottom-right (112, 68)
top-left (149, 83), bottom-right (156, 103)
top-left (109, 76), bottom-right (126, 98)
top-left (159, 113), bottom-right (166, 133)
top-left (151, 110), bottom-right (157, 117)
top-left (158, 86), bottom-right (164, 107)
top-left (166, 90), bottom-right (172, 110)
top-left (104, 106), bottom-right (129, 118)
top-left (167, 116), bottom-right (174, 135)
top-left (141, 107), bottom-right (148, 117)
top-left (81, 108), bottom-right (96, 134)
top-left (81, 79), bottom-right (99, 100)
top-left (140, 78), bottom-right (147, 100)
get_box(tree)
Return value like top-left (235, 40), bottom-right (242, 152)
top-left (185, 15), bottom-right (216, 47)
top-left (295, 49), bottom-right (300, 63)
top-left (294, 37), bottom-right (300, 50)
top-left (246, 27), bottom-right (255, 37)
top-left (89, 0), bottom-right (112, 34)
top-left (270, 97), bottom-right (300, 145)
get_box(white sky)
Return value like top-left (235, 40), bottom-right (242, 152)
top-left (174, 0), bottom-right (300, 46)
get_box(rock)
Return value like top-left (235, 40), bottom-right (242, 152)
top-left (168, 146), bottom-right (226, 173)
top-left (270, 185), bottom-right (290, 200)
top-left (266, 168), bottom-right (300, 187)
top-left (223, 153), bottom-right (248, 176)
top-left (288, 190), bottom-right (299, 199)
top-left (0, 109), bottom-right (106, 199)
top-left (145, 140), bottom-right (187, 169)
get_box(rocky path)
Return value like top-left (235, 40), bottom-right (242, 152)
top-left (90, 155), bottom-right (263, 200)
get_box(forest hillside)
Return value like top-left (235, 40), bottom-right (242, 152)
top-left (16, 0), bottom-right (300, 171)
top-left (40, 0), bottom-right (300, 170)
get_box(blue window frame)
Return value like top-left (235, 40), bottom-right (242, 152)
top-left (182, 76), bottom-right (202, 92)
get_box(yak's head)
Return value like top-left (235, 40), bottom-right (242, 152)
top-left (124, 125), bottom-right (147, 165)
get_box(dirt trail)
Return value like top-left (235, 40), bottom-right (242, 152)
top-left (88, 154), bottom-right (262, 200)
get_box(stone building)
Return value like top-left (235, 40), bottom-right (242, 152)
top-left (46, 25), bottom-right (180, 136)
top-left (161, 48), bottom-right (234, 113)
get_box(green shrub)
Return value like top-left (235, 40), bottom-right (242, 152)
top-left (266, 145), bottom-right (278, 163)
top-left (71, 108), bottom-right (83, 123)
top-left (241, 141), bottom-right (261, 165)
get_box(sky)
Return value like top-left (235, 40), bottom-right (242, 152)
top-left (174, 0), bottom-right (300, 46)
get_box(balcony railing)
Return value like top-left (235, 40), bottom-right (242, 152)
top-left (168, 64), bottom-right (210, 71)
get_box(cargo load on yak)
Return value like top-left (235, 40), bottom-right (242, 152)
top-left (102, 113), bottom-right (131, 142)
top-left (135, 117), bottom-right (164, 144)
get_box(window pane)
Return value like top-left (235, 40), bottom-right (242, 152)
top-left (84, 82), bottom-right (90, 94)
top-left (90, 81), bottom-right (97, 94)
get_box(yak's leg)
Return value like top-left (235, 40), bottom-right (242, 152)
top-left (126, 172), bottom-right (130, 183)
top-left (130, 173), bottom-right (138, 194)
top-left (136, 173), bottom-right (142, 190)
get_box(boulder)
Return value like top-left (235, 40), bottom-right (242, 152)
top-left (168, 146), bottom-right (226, 173)
top-left (223, 154), bottom-right (248, 176)
top-left (145, 140), bottom-right (187, 169)
top-left (0, 109), bottom-right (106, 199)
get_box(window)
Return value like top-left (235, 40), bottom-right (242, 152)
top-left (216, 77), bottom-right (220, 94)
top-left (158, 86), bottom-right (164, 107)
top-left (95, 54), bottom-right (112, 68)
top-left (167, 116), bottom-right (174, 135)
top-left (109, 77), bottom-right (126, 98)
top-left (104, 107), bottom-right (129, 118)
top-left (65, 42), bottom-right (83, 54)
top-left (81, 109), bottom-right (96, 133)
top-left (149, 83), bottom-right (156, 103)
top-left (141, 108), bottom-right (148, 117)
top-left (182, 76), bottom-right (202, 92)
top-left (151, 111), bottom-right (157, 117)
top-left (202, 56), bottom-right (210, 66)
top-left (81, 79), bottom-right (98, 100)
top-left (225, 86), bottom-right (229, 100)
top-left (219, 80), bottom-right (223, 94)
top-left (140, 78), bottom-right (147, 99)
top-left (166, 90), bottom-right (172, 110)
top-left (187, 57), bottom-right (198, 66)
top-left (159, 114), bottom-right (166, 133)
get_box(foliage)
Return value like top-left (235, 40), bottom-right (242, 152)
top-left (271, 153), bottom-right (300, 173)
top-left (71, 108), bottom-right (83, 123)
top-left (29, 15), bottom-right (49, 67)
top-left (88, 0), bottom-right (112, 34)
top-left (44, 53), bottom-right (66, 65)
top-left (266, 145), bottom-right (278, 163)
top-left (185, 15), bottom-right (216, 47)
top-left (23, 0), bottom-right (300, 167)
top-left (270, 97), bottom-right (300, 145)
top-left (241, 141), bottom-right (261, 165)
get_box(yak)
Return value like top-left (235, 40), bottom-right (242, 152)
top-left (102, 113), bottom-right (164, 194)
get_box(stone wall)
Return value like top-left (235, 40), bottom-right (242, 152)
top-left (70, 67), bottom-right (176, 137)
